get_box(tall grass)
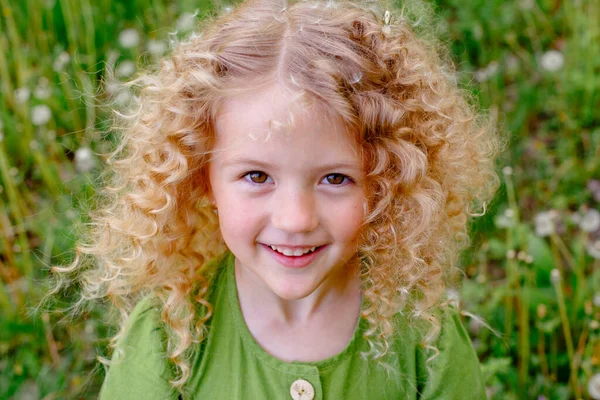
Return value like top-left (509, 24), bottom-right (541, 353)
top-left (0, 0), bottom-right (599, 398)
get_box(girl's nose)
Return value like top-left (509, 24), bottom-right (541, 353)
top-left (271, 190), bottom-right (319, 233)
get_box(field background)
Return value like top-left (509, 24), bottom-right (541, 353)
top-left (1, 0), bottom-right (599, 398)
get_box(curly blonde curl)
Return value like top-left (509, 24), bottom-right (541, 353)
top-left (51, 0), bottom-right (502, 392)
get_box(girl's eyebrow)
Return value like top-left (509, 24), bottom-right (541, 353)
top-left (222, 157), bottom-right (361, 172)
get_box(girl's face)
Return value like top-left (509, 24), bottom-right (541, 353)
top-left (208, 84), bottom-right (365, 301)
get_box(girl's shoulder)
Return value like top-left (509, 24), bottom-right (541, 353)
top-left (99, 253), bottom-right (232, 399)
top-left (396, 303), bottom-right (487, 399)
top-left (99, 295), bottom-right (176, 399)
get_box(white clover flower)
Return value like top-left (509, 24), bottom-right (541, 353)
top-left (147, 40), bottom-right (166, 56)
top-left (31, 104), bottom-right (52, 126)
top-left (119, 28), bottom-right (140, 49)
top-left (588, 373), bottom-right (600, 399)
top-left (176, 10), bottom-right (199, 32)
top-left (75, 146), bottom-right (96, 173)
top-left (588, 240), bottom-right (600, 260)
top-left (116, 60), bottom-right (136, 78)
top-left (540, 50), bottom-right (564, 72)
top-left (535, 211), bottom-right (555, 237)
top-left (53, 51), bottom-right (70, 72)
top-left (14, 87), bottom-right (30, 104)
top-left (580, 209), bottom-right (600, 232)
top-left (502, 166), bottom-right (513, 176)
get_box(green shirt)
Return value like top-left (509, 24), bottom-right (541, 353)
top-left (100, 252), bottom-right (487, 399)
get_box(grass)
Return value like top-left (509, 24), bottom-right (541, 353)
top-left (0, 0), bottom-right (599, 398)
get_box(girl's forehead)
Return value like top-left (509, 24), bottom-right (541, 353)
top-left (215, 83), bottom-right (350, 141)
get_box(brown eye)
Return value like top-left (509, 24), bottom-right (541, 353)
top-left (246, 171), bottom-right (269, 184)
top-left (324, 174), bottom-right (348, 185)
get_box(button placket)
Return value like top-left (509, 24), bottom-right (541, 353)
top-left (290, 379), bottom-right (315, 400)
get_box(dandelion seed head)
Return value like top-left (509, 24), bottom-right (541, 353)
top-left (588, 373), bottom-right (600, 399)
top-left (116, 60), bottom-right (136, 78)
top-left (580, 209), bottom-right (600, 233)
top-left (75, 146), bottom-right (96, 173)
top-left (176, 10), bottom-right (199, 32)
top-left (540, 50), bottom-right (564, 72)
top-left (114, 90), bottom-right (133, 107)
top-left (588, 180), bottom-right (600, 202)
top-left (502, 166), bottom-right (513, 176)
top-left (105, 80), bottom-right (121, 95)
top-left (525, 255), bottom-right (534, 264)
top-left (520, 0), bottom-right (534, 10)
top-left (31, 104), bottom-right (52, 126)
top-left (147, 40), bottom-right (167, 56)
top-left (494, 214), bottom-right (514, 228)
top-left (53, 52), bottom-right (70, 72)
top-left (550, 269), bottom-right (561, 285)
top-left (119, 28), bottom-right (140, 49)
top-left (15, 87), bottom-right (31, 104)
top-left (506, 249), bottom-right (516, 259)
top-left (446, 288), bottom-right (460, 305)
top-left (588, 240), bottom-right (600, 260)
top-left (534, 211), bottom-right (555, 237)
top-left (34, 77), bottom-right (51, 100)
top-left (505, 54), bottom-right (520, 74)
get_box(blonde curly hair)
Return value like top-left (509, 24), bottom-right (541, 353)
top-left (52, 0), bottom-right (501, 391)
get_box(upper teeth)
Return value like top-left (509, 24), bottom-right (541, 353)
top-left (269, 245), bottom-right (317, 256)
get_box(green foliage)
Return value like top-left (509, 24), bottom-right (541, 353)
top-left (0, 0), bottom-right (599, 398)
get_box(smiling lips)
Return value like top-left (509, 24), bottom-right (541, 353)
top-left (267, 245), bottom-right (319, 256)
top-left (261, 243), bottom-right (327, 268)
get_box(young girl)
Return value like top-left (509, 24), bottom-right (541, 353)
top-left (54, 0), bottom-right (501, 398)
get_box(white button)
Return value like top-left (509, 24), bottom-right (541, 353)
top-left (290, 379), bottom-right (315, 400)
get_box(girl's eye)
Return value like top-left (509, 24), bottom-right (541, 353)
top-left (244, 171), bottom-right (270, 184)
top-left (323, 173), bottom-right (351, 185)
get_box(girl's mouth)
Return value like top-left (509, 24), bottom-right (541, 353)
top-left (261, 244), bottom-right (327, 268)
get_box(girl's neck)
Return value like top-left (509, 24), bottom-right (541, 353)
top-left (234, 257), bottom-right (362, 327)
